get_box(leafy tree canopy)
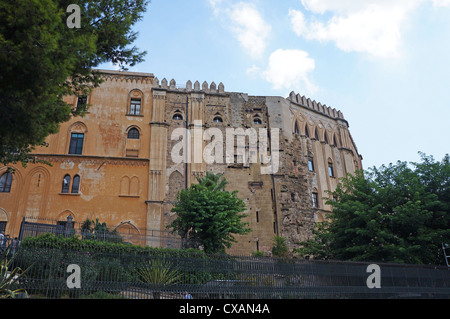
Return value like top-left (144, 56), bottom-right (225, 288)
top-left (0, 0), bottom-right (149, 167)
top-left (168, 172), bottom-right (251, 254)
top-left (296, 152), bottom-right (450, 265)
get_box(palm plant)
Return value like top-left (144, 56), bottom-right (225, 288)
top-left (0, 250), bottom-right (30, 298)
top-left (135, 258), bottom-right (181, 299)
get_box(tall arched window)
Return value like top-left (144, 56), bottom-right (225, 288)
top-left (294, 122), bottom-right (300, 135)
top-left (312, 189), bottom-right (319, 208)
top-left (308, 157), bottom-right (315, 171)
top-left (67, 122), bottom-right (87, 155)
top-left (314, 128), bottom-right (319, 140)
top-left (0, 172), bottom-right (13, 193)
top-left (127, 128), bottom-right (140, 139)
top-left (127, 89), bottom-right (144, 116)
top-left (305, 125), bottom-right (310, 137)
top-left (62, 175), bottom-right (71, 193)
top-left (71, 175), bottom-right (80, 194)
top-left (332, 134), bottom-right (338, 147)
top-left (328, 160), bottom-right (335, 177)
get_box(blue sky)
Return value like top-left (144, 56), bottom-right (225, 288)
top-left (100, 0), bottom-right (450, 169)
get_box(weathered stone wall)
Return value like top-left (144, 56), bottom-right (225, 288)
top-left (0, 70), bottom-right (362, 255)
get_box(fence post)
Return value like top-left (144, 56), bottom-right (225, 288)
top-left (65, 215), bottom-right (73, 237)
top-left (18, 217), bottom-right (26, 241)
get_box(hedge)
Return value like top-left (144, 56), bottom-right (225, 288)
top-left (19, 233), bottom-right (207, 258)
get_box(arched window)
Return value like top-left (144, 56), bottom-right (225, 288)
top-left (253, 116), bottom-right (262, 125)
top-left (172, 112), bottom-right (183, 120)
top-left (332, 134), bottom-right (338, 147)
top-left (308, 157), bottom-right (315, 171)
top-left (213, 116), bottom-right (223, 123)
top-left (294, 122), bottom-right (300, 135)
top-left (305, 125), bottom-right (310, 137)
top-left (314, 128), bottom-right (319, 140)
top-left (71, 175), bottom-right (80, 194)
top-left (67, 122), bottom-right (87, 155)
top-left (324, 132), bottom-right (329, 144)
top-left (127, 89), bottom-right (144, 116)
top-left (62, 175), bottom-right (71, 193)
top-left (0, 172), bottom-right (13, 193)
top-left (127, 128), bottom-right (140, 139)
top-left (312, 190), bottom-right (319, 208)
top-left (328, 160), bottom-right (335, 177)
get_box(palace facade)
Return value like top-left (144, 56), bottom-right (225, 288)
top-left (0, 70), bottom-right (362, 254)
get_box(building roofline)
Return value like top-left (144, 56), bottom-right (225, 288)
top-left (94, 69), bottom-right (155, 78)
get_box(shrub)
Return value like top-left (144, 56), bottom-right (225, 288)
top-left (272, 236), bottom-right (289, 258)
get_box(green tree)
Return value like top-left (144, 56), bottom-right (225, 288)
top-left (168, 172), bottom-right (251, 254)
top-left (272, 236), bottom-right (289, 258)
top-left (0, 0), bottom-right (148, 167)
top-left (296, 153), bottom-right (450, 265)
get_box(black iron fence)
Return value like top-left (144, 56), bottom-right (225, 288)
top-left (5, 241), bottom-right (449, 299)
top-left (17, 216), bottom-right (185, 249)
top-left (1, 216), bottom-right (448, 299)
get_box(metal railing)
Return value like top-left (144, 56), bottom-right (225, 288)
top-left (5, 241), bottom-right (449, 299)
top-left (17, 216), bottom-right (186, 249)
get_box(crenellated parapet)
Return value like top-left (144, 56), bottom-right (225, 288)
top-left (97, 69), bottom-right (154, 85)
top-left (153, 77), bottom-right (225, 94)
top-left (288, 91), bottom-right (345, 120)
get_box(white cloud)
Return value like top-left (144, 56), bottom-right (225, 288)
top-left (208, 0), bottom-right (222, 6)
top-left (261, 49), bottom-right (318, 94)
top-left (289, 9), bottom-right (307, 36)
top-left (228, 2), bottom-right (271, 59)
top-left (431, 0), bottom-right (450, 7)
top-left (291, 0), bottom-right (423, 58)
top-left (246, 64), bottom-right (261, 77)
top-left (208, 0), bottom-right (223, 15)
top-left (300, 0), bottom-right (418, 14)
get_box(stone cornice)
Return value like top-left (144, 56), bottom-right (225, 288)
top-left (31, 154), bottom-right (149, 166)
top-left (95, 69), bottom-right (154, 85)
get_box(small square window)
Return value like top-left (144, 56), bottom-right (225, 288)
top-left (76, 96), bottom-right (88, 112)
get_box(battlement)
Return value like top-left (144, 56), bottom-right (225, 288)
top-left (95, 71), bottom-right (344, 122)
top-left (97, 69), bottom-right (154, 85)
top-left (288, 91), bottom-right (345, 120)
top-left (153, 77), bottom-right (225, 94)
